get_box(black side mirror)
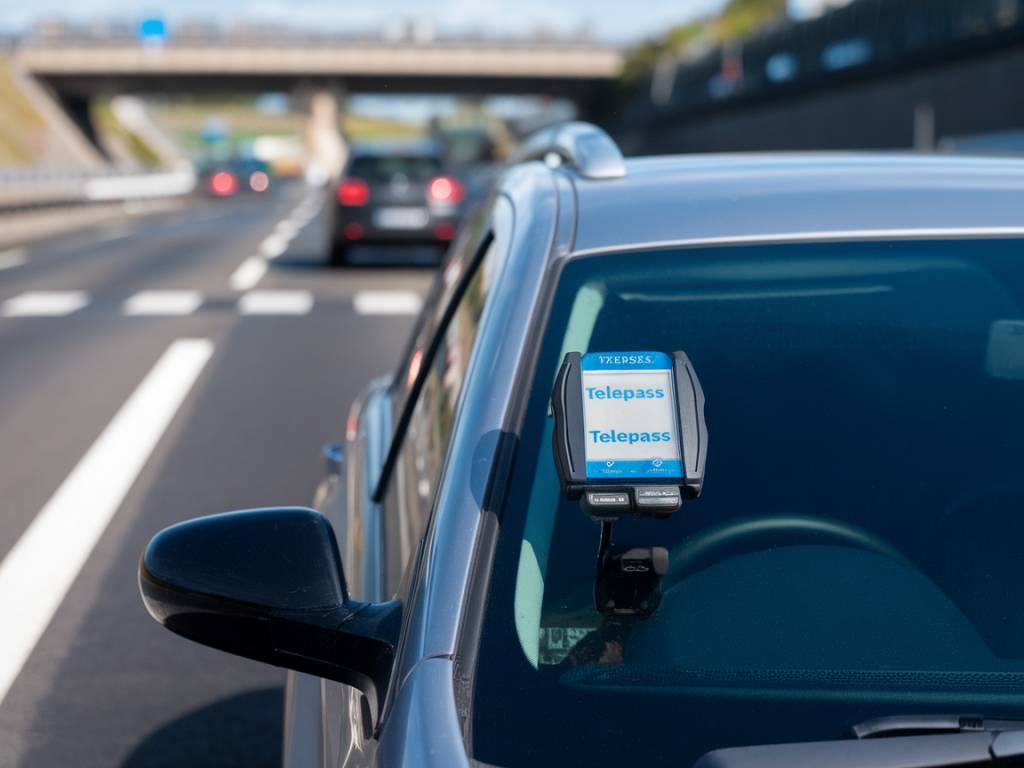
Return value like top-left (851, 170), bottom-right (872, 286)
top-left (139, 507), bottom-right (400, 716)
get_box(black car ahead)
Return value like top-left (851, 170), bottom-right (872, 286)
top-left (141, 124), bottom-right (1024, 767)
top-left (327, 142), bottom-right (464, 266)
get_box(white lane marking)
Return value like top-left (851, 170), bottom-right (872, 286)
top-left (2, 291), bottom-right (89, 317)
top-left (0, 338), bottom-right (213, 706)
top-left (229, 256), bottom-right (269, 292)
top-left (0, 248), bottom-right (27, 271)
top-left (275, 220), bottom-right (300, 239)
top-left (259, 234), bottom-right (288, 259)
top-left (353, 290), bottom-right (423, 316)
top-left (123, 290), bottom-right (202, 316)
top-left (239, 290), bottom-right (313, 315)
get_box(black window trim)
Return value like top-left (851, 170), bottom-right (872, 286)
top-left (454, 252), bottom-right (569, 756)
top-left (372, 230), bottom-right (496, 503)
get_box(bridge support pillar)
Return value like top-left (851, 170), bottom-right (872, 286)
top-left (304, 88), bottom-right (347, 182)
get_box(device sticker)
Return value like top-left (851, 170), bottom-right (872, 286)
top-left (580, 351), bottom-right (683, 480)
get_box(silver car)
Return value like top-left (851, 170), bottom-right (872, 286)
top-left (140, 123), bottom-right (1024, 767)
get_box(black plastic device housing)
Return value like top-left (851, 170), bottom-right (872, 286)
top-left (551, 350), bottom-right (707, 505)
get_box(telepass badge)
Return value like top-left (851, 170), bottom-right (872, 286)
top-left (550, 350), bottom-right (708, 618)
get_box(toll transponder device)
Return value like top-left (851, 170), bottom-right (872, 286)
top-left (551, 350), bottom-right (708, 618)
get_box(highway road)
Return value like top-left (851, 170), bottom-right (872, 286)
top-left (0, 181), bottom-right (433, 767)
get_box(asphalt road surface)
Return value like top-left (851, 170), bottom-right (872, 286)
top-left (0, 181), bottom-right (434, 768)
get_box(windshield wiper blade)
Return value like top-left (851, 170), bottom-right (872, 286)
top-left (694, 730), bottom-right (1024, 768)
top-left (853, 714), bottom-right (1024, 740)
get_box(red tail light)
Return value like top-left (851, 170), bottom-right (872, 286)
top-left (427, 175), bottom-right (464, 204)
top-left (337, 178), bottom-right (369, 206)
top-left (210, 171), bottom-right (238, 196)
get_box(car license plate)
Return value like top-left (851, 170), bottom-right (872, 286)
top-left (373, 207), bottom-right (429, 229)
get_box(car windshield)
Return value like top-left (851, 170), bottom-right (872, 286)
top-left (347, 154), bottom-right (441, 181)
top-left (472, 238), bottom-right (1024, 766)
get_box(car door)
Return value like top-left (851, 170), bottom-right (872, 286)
top-left (305, 208), bottom-right (498, 768)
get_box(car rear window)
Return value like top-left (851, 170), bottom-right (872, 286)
top-left (347, 154), bottom-right (441, 181)
top-left (473, 237), bottom-right (1024, 766)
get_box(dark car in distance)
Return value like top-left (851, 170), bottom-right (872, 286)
top-left (140, 124), bottom-right (1024, 767)
top-left (199, 158), bottom-right (271, 197)
top-left (327, 142), bottom-right (464, 266)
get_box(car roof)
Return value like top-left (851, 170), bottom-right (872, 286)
top-left (567, 153), bottom-right (1024, 255)
top-left (349, 139), bottom-right (442, 159)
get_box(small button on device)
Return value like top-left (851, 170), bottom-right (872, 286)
top-left (634, 486), bottom-right (681, 517)
top-left (582, 491), bottom-right (631, 521)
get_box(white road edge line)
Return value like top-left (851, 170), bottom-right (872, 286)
top-left (229, 256), bottom-right (269, 291)
top-left (353, 290), bottom-right (423, 316)
top-left (0, 248), bottom-right (27, 271)
top-left (0, 338), bottom-right (214, 706)
top-left (123, 290), bottom-right (203, 316)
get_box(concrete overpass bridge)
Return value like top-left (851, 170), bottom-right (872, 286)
top-left (13, 37), bottom-right (622, 173)
top-left (15, 40), bottom-right (622, 99)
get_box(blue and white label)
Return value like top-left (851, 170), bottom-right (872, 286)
top-left (580, 351), bottom-right (683, 480)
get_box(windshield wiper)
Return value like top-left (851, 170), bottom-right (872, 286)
top-left (693, 716), bottom-right (1024, 768)
top-left (853, 714), bottom-right (1024, 740)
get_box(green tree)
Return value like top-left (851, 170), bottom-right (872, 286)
top-left (716, 0), bottom-right (788, 40)
top-left (622, 0), bottom-right (787, 81)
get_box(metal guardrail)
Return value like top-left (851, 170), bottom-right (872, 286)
top-left (0, 167), bottom-right (196, 211)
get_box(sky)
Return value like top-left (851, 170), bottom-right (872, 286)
top-left (0, 0), bottom-right (735, 42)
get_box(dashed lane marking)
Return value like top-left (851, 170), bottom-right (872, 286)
top-left (223, 192), bottom-right (321, 292)
top-left (0, 287), bottom-right (419, 319)
top-left (0, 338), bottom-right (214, 706)
top-left (123, 290), bottom-right (202, 316)
top-left (0, 248), bottom-right (27, 271)
top-left (238, 290), bottom-right (314, 315)
top-left (275, 220), bottom-right (300, 239)
top-left (259, 234), bottom-right (288, 259)
top-left (229, 257), bottom-right (269, 292)
top-left (2, 291), bottom-right (89, 317)
top-left (353, 290), bottom-right (423, 316)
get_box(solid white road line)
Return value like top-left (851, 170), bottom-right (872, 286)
top-left (259, 234), bottom-right (288, 259)
top-left (0, 338), bottom-right (214, 706)
top-left (123, 290), bottom-right (202, 316)
top-left (0, 248), bottom-right (27, 271)
top-left (238, 290), bottom-right (313, 315)
top-left (229, 256), bottom-right (269, 291)
top-left (353, 290), bottom-right (423, 316)
top-left (2, 291), bottom-right (89, 317)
